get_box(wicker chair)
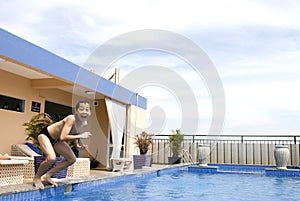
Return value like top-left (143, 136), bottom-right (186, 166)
top-left (11, 144), bottom-right (90, 178)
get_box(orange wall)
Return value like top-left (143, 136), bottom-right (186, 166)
top-left (0, 69), bottom-right (45, 154)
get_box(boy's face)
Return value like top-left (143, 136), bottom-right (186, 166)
top-left (76, 103), bottom-right (91, 122)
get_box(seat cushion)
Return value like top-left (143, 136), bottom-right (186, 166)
top-left (25, 142), bottom-right (42, 155)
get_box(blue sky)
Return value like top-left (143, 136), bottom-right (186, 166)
top-left (1, 0), bottom-right (300, 135)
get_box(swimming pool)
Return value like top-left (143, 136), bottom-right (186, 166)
top-left (1, 165), bottom-right (300, 201)
top-left (40, 166), bottom-right (300, 201)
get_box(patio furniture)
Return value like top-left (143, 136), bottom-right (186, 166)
top-left (67, 158), bottom-right (90, 177)
top-left (9, 156), bottom-right (35, 180)
top-left (34, 156), bottom-right (67, 178)
top-left (11, 144), bottom-right (90, 178)
top-left (0, 159), bottom-right (29, 186)
top-left (11, 144), bottom-right (37, 180)
top-left (111, 158), bottom-right (133, 172)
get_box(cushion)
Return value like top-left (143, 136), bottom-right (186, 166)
top-left (0, 159), bottom-right (29, 165)
top-left (15, 144), bottom-right (41, 157)
top-left (25, 142), bottom-right (42, 155)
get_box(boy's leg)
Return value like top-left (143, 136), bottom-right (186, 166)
top-left (33, 134), bottom-right (56, 189)
top-left (42, 141), bottom-right (76, 182)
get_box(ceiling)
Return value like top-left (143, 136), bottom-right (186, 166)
top-left (0, 59), bottom-right (104, 99)
top-left (0, 59), bottom-right (50, 79)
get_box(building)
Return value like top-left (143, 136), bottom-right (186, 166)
top-left (0, 28), bottom-right (147, 168)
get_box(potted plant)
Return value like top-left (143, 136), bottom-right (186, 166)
top-left (134, 131), bottom-right (153, 155)
top-left (168, 129), bottom-right (184, 164)
top-left (133, 131), bottom-right (153, 169)
top-left (23, 113), bottom-right (67, 178)
top-left (23, 113), bottom-right (53, 151)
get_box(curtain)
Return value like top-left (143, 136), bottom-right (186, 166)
top-left (105, 98), bottom-right (127, 159)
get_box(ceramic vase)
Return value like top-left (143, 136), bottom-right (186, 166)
top-left (274, 145), bottom-right (290, 170)
top-left (198, 144), bottom-right (210, 166)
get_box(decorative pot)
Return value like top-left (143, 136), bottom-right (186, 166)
top-left (34, 156), bottom-right (68, 178)
top-left (198, 144), bottom-right (210, 166)
top-left (274, 145), bottom-right (290, 170)
top-left (133, 155), bottom-right (152, 169)
top-left (168, 156), bottom-right (181, 165)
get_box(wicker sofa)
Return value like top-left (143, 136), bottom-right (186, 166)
top-left (11, 144), bottom-right (90, 179)
top-left (0, 159), bottom-right (29, 186)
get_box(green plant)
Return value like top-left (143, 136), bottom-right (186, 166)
top-left (169, 129), bottom-right (184, 157)
top-left (23, 113), bottom-right (53, 150)
top-left (134, 131), bottom-right (153, 155)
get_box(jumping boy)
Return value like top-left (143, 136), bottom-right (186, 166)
top-left (33, 100), bottom-right (92, 189)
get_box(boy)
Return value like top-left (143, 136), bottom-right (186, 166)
top-left (34, 100), bottom-right (92, 189)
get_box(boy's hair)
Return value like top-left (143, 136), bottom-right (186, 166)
top-left (75, 100), bottom-right (91, 111)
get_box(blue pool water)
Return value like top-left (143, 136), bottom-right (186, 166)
top-left (51, 170), bottom-right (300, 201)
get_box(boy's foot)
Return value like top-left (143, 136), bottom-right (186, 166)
top-left (33, 177), bottom-right (44, 190)
top-left (41, 175), bottom-right (58, 187)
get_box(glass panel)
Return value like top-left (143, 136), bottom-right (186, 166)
top-left (45, 101), bottom-right (72, 122)
top-left (0, 94), bottom-right (25, 112)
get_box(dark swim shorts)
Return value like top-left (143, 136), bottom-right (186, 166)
top-left (40, 126), bottom-right (59, 146)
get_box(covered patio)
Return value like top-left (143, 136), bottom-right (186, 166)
top-left (0, 28), bottom-right (147, 175)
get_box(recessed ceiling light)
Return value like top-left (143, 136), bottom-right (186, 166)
top-left (85, 90), bottom-right (95, 95)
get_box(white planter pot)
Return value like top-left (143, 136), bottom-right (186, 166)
top-left (198, 144), bottom-right (210, 166)
top-left (274, 145), bottom-right (290, 170)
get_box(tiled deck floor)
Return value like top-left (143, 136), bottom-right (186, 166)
top-left (0, 164), bottom-right (171, 196)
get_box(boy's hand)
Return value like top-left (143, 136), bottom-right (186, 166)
top-left (80, 132), bottom-right (92, 139)
top-left (81, 144), bottom-right (88, 150)
top-left (77, 144), bottom-right (88, 150)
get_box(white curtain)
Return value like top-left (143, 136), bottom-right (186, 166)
top-left (105, 98), bottom-right (127, 159)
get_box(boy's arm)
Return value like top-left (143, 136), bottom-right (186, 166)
top-left (60, 115), bottom-right (91, 140)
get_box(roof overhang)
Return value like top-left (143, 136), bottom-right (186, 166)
top-left (0, 28), bottom-right (146, 109)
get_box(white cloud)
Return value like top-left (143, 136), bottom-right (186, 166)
top-left (1, 0), bottom-right (300, 134)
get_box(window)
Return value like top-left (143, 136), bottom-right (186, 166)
top-left (45, 101), bottom-right (72, 122)
top-left (0, 94), bottom-right (25, 112)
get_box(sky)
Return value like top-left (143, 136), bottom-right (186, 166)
top-left (1, 0), bottom-right (300, 135)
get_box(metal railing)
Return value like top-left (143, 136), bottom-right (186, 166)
top-left (150, 134), bottom-right (300, 166)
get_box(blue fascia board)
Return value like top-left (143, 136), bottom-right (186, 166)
top-left (0, 28), bottom-right (80, 82)
top-left (137, 96), bottom-right (147, 109)
top-left (0, 28), bottom-right (146, 109)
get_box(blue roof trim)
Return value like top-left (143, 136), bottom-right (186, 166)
top-left (138, 96), bottom-right (147, 109)
top-left (0, 28), bottom-right (147, 109)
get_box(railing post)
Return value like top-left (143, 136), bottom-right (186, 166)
top-left (294, 136), bottom-right (297, 144)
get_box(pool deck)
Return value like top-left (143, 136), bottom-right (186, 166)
top-left (0, 164), bottom-right (177, 196)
